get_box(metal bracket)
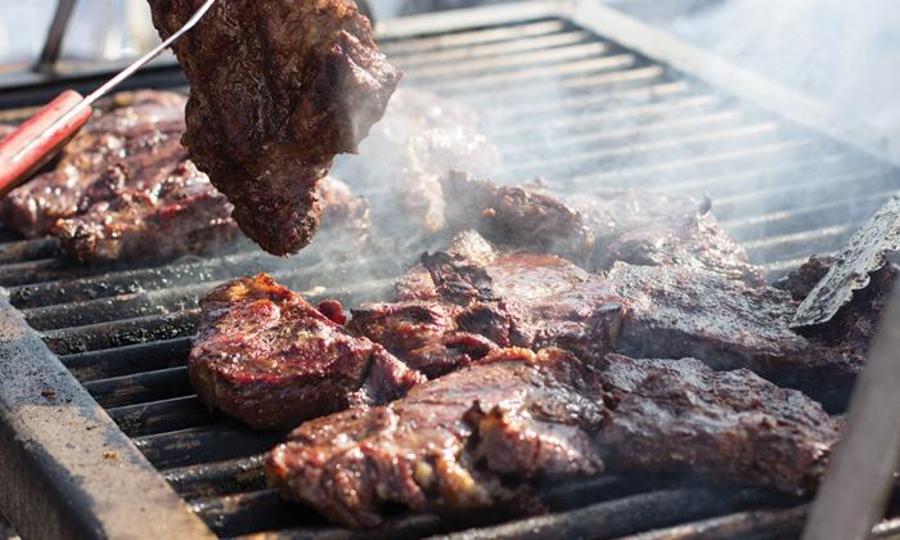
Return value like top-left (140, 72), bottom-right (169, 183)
top-left (34, 0), bottom-right (78, 75)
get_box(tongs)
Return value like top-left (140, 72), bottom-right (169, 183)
top-left (0, 0), bottom-right (217, 198)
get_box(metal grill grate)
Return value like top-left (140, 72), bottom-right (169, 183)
top-left (1, 3), bottom-right (899, 539)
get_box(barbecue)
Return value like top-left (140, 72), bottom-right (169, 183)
top-left (148, 0), bottom-right (402, 255)
top-left (0, 2), bottom-right (898, 539)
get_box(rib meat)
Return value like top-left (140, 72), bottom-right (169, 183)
top-left (266, 347), bottom-right (607, 528)
top-left (148, 0), bottom-right (402, 255)
top-left (607, 262), bottom-right (860, 408)
top-left (189, 274), bottom-right (424, 430)
top-left (266, 349), bottom-right (840, 528)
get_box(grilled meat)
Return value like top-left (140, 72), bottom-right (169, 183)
top-left (267, 349), bottom-right (839, 528)
top-left (337, 89), bottom-right (501, 237)
top-left (267, 347), bottom-right (607, 528)
top-left (440, 173), bottom-right (762, 284)
top-left (52, 160), bottom-right (236, 263)
top-left (598, 354), bottom-right (840, 495)
top-left (607, 262), bottom-right (860, 408)
top-left (2, 91), bottom-right (188, 237)
top-left (149, 0), bottom-right (402, 255)
top-left (576, 190), bottom-right (765, 286)
top-left (189, 274), bottom-right (424, 430)
top-left (774, 255), bottom-right (897, 410)
top-left (350, 231), bottom-right (623, 377)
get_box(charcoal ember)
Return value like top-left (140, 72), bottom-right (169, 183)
top-left (189, 274), bottom-right (425, 430)
top-left (266, 347), bottom-right (607, 528)
top-left (598, 354), bottom-right (841, 495)
top-left (149, 0), bottom-right (401, 255)
top-left (336, 88), bottom-right (501, 239)
top-left (1, 91), bottom-right (187, 237)
top-left (576, 189), bottom-right (764, 285)
top-left (52, 160), bottom-right (238, 263)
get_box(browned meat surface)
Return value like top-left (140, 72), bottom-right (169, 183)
top-left (149, 0), bottom-right (401, 255)
top-left (774, 256), bottom-right (896, 410)
top-left (598, 354), bottom-right (840, 495)
top-left (266, 349), bottom-right (839, 528)
top-left (440, 174), bottom-right (760, 284)
top-left (190, 274), bottom-right (424, 430)
top-left (1, 91), bottom-right (188, 237)
top-left (577, 190), bottom-right (765, 286)
top-left (52, 160), bottom-right (237, 263)
top-left (337, 88), bottom-right (500, 237)
top-left (441, 171), bottom-right (596, 265)
top-left (317, 176), bottom-right (371, 241)
top-left (267, 347), bottom-right (607, 528)
top-left (350, 231), bottom-right (623, 377)
top-left (607, 262), bottom-right (860, 409)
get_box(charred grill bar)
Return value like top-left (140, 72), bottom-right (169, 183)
top-left (0, 1), bottom-right (899, 538)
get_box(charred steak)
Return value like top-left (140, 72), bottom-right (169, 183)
top-left (190, 274), bottom-right (424, 430)
top-left (598, 354), bottom-right (840, 495)
top-left (350, 231), bottom-right (623, 377)
top-left (440, 172), bottom-right (762, 284)
top-left (608, 262), bottom-right (860, 409)
top-left (148, 0), bottom-right (402, 255)
top-left (267, 349), bottom-right (839, 528)
top-left (267, 347), bottom-right (607, 528)
top-left (2, 91), bottom-right (188, 238)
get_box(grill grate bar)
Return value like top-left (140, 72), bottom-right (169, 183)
top-left (135, 425), bottom-right (285, 470)
top-left (62, 336), bottom-right (191, 381)
top-left (85, 366), bottom-right (192, 408)
top-left (109, 395), bottom-right (213, 438)
top-left (165, 454), bottom-right (268, 500)
top-left (387, 30), bottom-right (592, 68)
top-left (0, 238), bottom-right (59, 264)
top-left (379, 20), bottom-right (567, 55)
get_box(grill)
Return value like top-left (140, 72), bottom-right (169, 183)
top-left (1, 2), bottom-right (899, 538)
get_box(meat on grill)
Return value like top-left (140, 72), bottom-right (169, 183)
top-left (1, 91), bottom-right (189, 238)
top-left (440, 172), bottom-right (763, 284)
top-left (266, 349), bottom-right (839, 528)
top-left (598, 354), bottom-right (840, 495)
top-left (267, 347), bottom-right (607, 528)
top-left (51, 159), bottom-right (237, 263)
top-left (189, 273), bottom-right (424, 430)
top-left (336, 89), bottom-right (501, 238)
top-left (576, 190), bottom-right (765, 286)
top-left (149, 0), bottom-right (402, 255)
top-left (607, 262), bottom-right (860, 409)
top-left (350, 231), bottom-right (623, 377)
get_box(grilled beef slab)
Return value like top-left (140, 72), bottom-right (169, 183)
top-left (267, 350), bottom-right (839, 528)
top-left (441, 172), bottom-right (763, 284)
top-left (598, 354), bottom-right (840, 495)
top-left (190, 274), bottom-right (424, 430)
top-left (608, 262), bottom-right (860, 408)
top-left (2, 91), bottom-right (189, 238)
top-left (267, 347), bottom-right (607, 528)
top-left (350, 231), bottom-right (623, 377)
top-left (149, 0), bottom-right (402, 255)
top-left (577, 190), bottom-right (764, 286)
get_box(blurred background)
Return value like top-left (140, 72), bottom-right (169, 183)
top-left (0, 0), bottom-right (898, 136)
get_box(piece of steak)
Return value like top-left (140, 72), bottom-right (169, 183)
top-left (576, 190), bottom-right (765, 286)
top-left (51, 160), bottom-right (237, 263)
top-left (189, 274), bottom-right (424, 430)
top-left (266, 347), bottom-right (607, 528)
top-left (148, 0), bottom-right (402, 255)
top-left (1, 90), bottom-right (187, 237)
top-left (267, 349), bottom-right (840, 528)
top-left (350, 231), bottom-right (623, 377)
top-left (608, 262), bottom-right (860, 409)
top-left (336, 88), bottom-right (501, 238)
top-left (440, 173), bottom-right (762, 284)
top-left (598, 354), bottom-right (841, 495)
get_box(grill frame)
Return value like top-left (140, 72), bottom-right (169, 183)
top-left (0, 1), bottom-right (899, 538)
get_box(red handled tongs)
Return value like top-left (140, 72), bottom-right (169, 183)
top-left (0, 0), bottom-right (217, 198)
